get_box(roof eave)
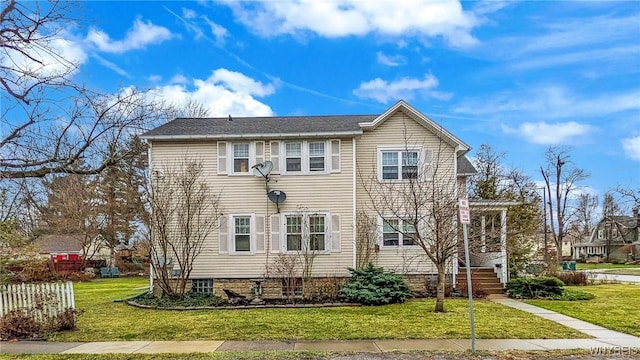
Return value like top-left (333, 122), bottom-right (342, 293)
top-left (141, 130), bottom-right (363, 141)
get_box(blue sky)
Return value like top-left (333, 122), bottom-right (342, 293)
top-left (28, 1), bottom-right (640, 205)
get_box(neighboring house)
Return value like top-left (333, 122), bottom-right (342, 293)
top-left (573, 209), bottom-right (640, 262)
top-left (141, 100), bottom-right (512, 296)
top-left (33, 234), bottom-right (84, 260)
top-left (33, 234), bottom-right (109, 263)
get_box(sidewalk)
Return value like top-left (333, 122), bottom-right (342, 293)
top-left (1, 298), bottom-right (639, 355)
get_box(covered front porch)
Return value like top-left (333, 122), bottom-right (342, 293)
top-left (453, 200), bottom-right (518, 288)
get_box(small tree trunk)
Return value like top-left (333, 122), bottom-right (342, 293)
top-left (435, 264), bottom-right (446, 312)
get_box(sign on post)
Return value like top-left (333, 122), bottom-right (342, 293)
top-left (459, 198), bottom-right (470, 224)
top-left (459, 197), bottom-right (476, 353)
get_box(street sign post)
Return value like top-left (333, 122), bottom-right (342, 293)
top-left (459, 198), bottom-right (476, 353)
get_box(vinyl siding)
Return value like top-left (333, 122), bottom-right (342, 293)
top-left (355, 110), bottom-right (458, 274)
top-left (149, 139), bottom-right (355, 278)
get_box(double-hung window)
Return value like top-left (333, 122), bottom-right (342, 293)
top-left (284, 213), bottom-right (329, 252)
top-left (281, 141), bottom-right (328, 174)
top-left (233, 143), bottom-right (250, 173)
top-left (286, 215), bottom-right (303, 251)
top-left (308, 142), bottom-right (325, 172)
top-left (379, 147), bottom-right (421, 180)
top-left (285, 143), bottom-right (302, 172)
top-left (382, 218), bottom-right (417, 247)
top-left (309, 215), bottom-right (325, 251)
top-left (228, 215), bottom-right (254, 253)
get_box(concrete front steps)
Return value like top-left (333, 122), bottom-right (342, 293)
top-left (456, 267), bottom-right (504, 295)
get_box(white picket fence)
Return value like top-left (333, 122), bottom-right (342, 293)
top-left (0, 282), bottom-right (75, 322)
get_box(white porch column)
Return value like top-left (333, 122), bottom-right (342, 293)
top-left (500, 209), bottom-right (507, 284)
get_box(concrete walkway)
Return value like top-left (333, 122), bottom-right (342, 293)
top-left (1, 298), bottom-right (639, 355)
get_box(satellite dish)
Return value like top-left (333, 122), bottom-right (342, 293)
top-left (268, 190), bottom-right (286, 213)
top-left (251, 161), bottom-right (273, 178)
top-left (268, 190), bottom-right (286, 204)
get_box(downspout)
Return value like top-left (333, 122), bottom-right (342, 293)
top-left (452, 147), bottom-right (459, 287)
top-left (352, 137), bottom-right (357, 269)
top-left (147, 140), bottom-right (154, 293)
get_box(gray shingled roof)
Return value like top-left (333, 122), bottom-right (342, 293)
top-left (141, 115), bottom-right (378, 140)
top-left (457, 155), bottom-right (477, 175)
top-left (33, 234), bottom-right (84, 254)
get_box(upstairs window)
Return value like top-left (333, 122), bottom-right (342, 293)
top-left (278, 141), bottom-right (330, 174)
top-left (309, 142), bottom-right (325, 172)
top-left (285, 143), bottom-right (302, 172)
top-left (380, 149), bottom-right (419, 180)
top-left (233, 143), bottom-right (250, 173)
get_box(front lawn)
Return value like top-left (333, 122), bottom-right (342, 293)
top-left (51, 278), bottom-right (587, 341)
top-left (574, 263), bottom-right (639, 270)
top-left (527, 284), bottom-right (640, 336)
top-left (602, 268), bottom-right (640, 276)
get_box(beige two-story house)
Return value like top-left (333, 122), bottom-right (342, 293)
top-left (141, 100), bottom-right (508, 297)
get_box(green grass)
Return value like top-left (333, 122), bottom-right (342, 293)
top-left (574, 263), bottom-right (639, 270)
top-left (0, 352), bottom-right (326, 360)
top-left (0, 350), bottom-right (594, 360)
top-left (527, 284), bottom-right (640, 336)
top-left (601, 268), bottom-right (640, 276)
top-left (50, 278), bottom-right (587, 341)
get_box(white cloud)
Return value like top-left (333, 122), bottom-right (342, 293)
top-left (224, 0), bottom-right (478, 47)
top-left (501, 121), bottom-right (593, 145)
top-left (622, 136), bottom-right (640, 161)
top-left (170, 74), bottom-right (189, 84)
top-left (353, 74), bottom-right (451, 103)
top-left (454, 86), bottom-right (639, 120)
top-left (209, 69), bottom-right (275, 97)
top-left (154, 69), bottom-right (275, 117)
top-left (1, 30), bottom-right (88, 94)
top-left (182, 8), bottom-right (197, 19)
top-left (376, 52), bottom-right (406, 67)
top-left (202, 16), bottom-right (229, 44)
top-left (86, 18), bottom-right (174, 54)
top-left (92, 54), bottom-right (130, 78)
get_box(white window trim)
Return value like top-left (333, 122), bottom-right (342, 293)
top-left (280, 141), bottom-right (330, 175)
top-left (229, 214), bottom-right (256, 255)
top-left (378, 216), bottom-right (420, 249)
top-left (229, 142), bottom-right (257, 175)
top-left (377, 145), bottom-right (424, 181)
top-left (280, 211), bottom-right (332, 254)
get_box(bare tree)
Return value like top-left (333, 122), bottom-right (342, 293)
top-left (355, 210), bottom-right (378, 269)
top-left (147, 158), bottom-right (222, 297)
top-left (360, 136), bottom-right (460, 312)
top-left (1, 1), bottom-right (173, 179)
top-left (613, 186), bottom-right (640, 213)
top-left (38, 174), bottom-right (105, 265)
top-left (267, 253), bottom-right (302, 303)
top-left (573, 193), bottom-right (598, 239)
top-left (1, 0), bottom-right (78, 105)
top-left (540, 147), bottom-right (589, 263)
top-left (468, 145), bottom-right (541, 277)
top-left (602, 192), bottom-right (621, 217)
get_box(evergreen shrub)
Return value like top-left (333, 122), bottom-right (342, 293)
top-left (339, 264), bottom-right (412, 305)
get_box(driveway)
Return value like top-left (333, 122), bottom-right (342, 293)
top-left (582, 269), bottom-right (640, 284)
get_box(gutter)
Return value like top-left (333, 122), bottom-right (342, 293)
top-left (140, 131), bottom-right (363, 141)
